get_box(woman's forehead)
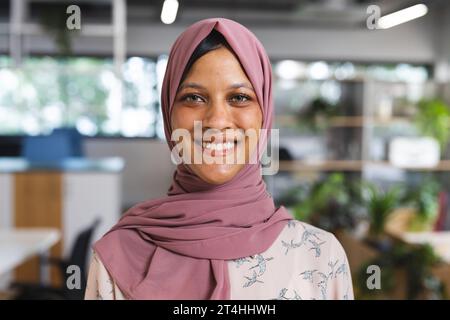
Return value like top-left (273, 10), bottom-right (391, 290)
top-left (179, 49), bottom-right (255, 90)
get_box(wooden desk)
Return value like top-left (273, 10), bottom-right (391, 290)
top-left (0, 157), bottom-right (124, 285)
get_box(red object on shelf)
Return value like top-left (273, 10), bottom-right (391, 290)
top-left (434, 191), bottom-right (449, 231)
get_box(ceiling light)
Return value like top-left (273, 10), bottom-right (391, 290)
top-left (377, 4), bottom-right (428, 29)
top-left (161, 0), bottom-right (179, 25)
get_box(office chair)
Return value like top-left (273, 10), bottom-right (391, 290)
top-left (21, 127), bottom-right (84, 163)
top-left (11, 218), bottom-right (101, 300)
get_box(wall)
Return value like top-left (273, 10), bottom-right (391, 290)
top-left (84, 138), bottom-right (175, 210)
top-left (433, 3), bottom-right (450, 82)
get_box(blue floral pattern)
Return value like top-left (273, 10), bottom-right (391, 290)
top-left (85, 219), bottom-right (354, 300)
top-left (229, 220), bottom-right (353, 300)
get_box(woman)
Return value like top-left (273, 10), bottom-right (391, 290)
top-left (85, 17), bottom-right (354, 300)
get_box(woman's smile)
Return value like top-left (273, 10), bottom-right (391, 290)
top-left (194, 139), bottom-right (236, 157)
top-left (192, 132), bottom-right (247, 159)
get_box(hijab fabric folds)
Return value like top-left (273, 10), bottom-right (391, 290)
top-left (93, 17), bottom-right (292, 300)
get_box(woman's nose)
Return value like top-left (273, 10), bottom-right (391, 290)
top-left (202, 98), bottom-right (234, 130)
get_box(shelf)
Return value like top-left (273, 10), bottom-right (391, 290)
top-left (274, 115), bottom-right (417, 128)
top-left (277, 160), bottom-right (450, 172)
top-left (278, 160), bottom-right (364, 171)
top-left (274, 77), bottom-right (366, 83)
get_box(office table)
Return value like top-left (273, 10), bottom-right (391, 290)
top-left (0, 157), bottom-right (123, 283)
top-left (0, 228), bottom-right (60, 283)
top-left (400, 231), bottom-right (450, 263)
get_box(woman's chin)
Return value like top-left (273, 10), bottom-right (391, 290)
top-left (193, 163), bottom-right (243, 185)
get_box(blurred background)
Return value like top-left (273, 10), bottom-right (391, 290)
top-left (0, 0), bottom-right (450, 300)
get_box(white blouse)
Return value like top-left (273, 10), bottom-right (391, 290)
top-left (85, 219), bottom-right (354, 300)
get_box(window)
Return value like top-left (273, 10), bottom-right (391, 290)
top-left (0, 55), bottom-right (167, 138)
top-left (0, 56), bottom-right (430, 139)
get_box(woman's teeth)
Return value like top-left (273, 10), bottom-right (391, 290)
top-left (202, 141), bottom-right (234, 151)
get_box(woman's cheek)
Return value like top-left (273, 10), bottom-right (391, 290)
top-left (172, 107), bottom-right (196, 131)
top-left (234, 106), bottom-right (262, 129)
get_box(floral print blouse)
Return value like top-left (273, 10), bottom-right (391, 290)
top-left (85, 219), bottom-right (354, 300)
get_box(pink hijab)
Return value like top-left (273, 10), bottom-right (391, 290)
top-left (93, 17), bottom-right (292, 300)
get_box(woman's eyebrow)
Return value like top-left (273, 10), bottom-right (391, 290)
top-left (178, 82), bottom-right (205, 91)
top-left (178, 82), bottom-right (255, 92)
top-left (228, 83), bottom-right (255, 91)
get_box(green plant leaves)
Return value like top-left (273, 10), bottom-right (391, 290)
top-left (414, 99), bottom-right (450, 152)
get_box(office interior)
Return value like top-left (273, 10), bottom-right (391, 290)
top-left (1, 0), bottom-right (450, 300)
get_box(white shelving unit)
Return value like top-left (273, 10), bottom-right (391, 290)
top-left (5, 0), bottom-right (126, 75)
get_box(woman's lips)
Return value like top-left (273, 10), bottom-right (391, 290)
top-left (194, 140), bottom-right (240, 157)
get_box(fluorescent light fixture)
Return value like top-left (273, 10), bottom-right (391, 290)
top-left (308, 61), bottom-right (330, 80)
top-left (377, 4), bottom-right (428, 29)
top-left (161, 0), bottom-right (179, 25)
top-left (275, 60), bottom-right (306, 80)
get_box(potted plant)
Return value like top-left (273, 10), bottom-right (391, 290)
top-left (357, 241), bottom-right (446, 300)
top-left (289, 173), bottom-right (365, 232)
top-left (360, 183), bottom-right (403, 241)
top-left (385, 178), bottom-right (441, 233)
top-left (296, 98), bottom-right (339, 132)
top-left (404, 178), bottom-right (440, 232)
top-left (39, 3), bottom-right (78, 55)
top-left (414, 98), bottom-right (450, 156)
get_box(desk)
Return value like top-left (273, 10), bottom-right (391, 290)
top-left (0, 228), bottom-right (60, 284)
top-left (0, 157), bottom-right (123, 284)
top-left (400, 231), bottom-right (450, 263)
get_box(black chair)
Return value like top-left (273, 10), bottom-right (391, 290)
top-left (11, 218), bottom-right (101, 300)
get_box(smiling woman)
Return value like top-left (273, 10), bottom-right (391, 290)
top-left (85, 17), bottom-right (354, 300)
top-left (171, 29), bottom-right (262, 185)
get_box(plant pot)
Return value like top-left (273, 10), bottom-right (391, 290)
top-left (386, 207), bottom-right (438, 234)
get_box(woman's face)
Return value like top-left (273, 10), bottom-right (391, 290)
top-left (171, 46), bottom-right (263, 185)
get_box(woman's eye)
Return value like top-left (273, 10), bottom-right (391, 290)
top-left (183, 94), bottom-right (204, 103)
top-left (230, 94), bottom-right (250, 103)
